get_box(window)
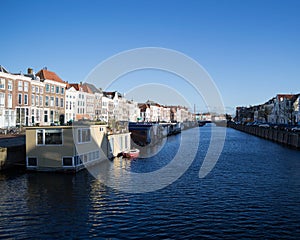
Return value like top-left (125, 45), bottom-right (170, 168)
top-left (44, 111), bottom-right (48, 122)
top-left (27, 157), bottom-right (37, 167)
top-left (0, 93), bottom-right (5, 106)
top-left (39, 96), bottom-right (43, 106)
top-left (32, 86), bottom-right (35, 92)
top-left (36, 129), bottom-right (63, 145)
top-left (51, 85), bottom-right (54, 93)
top-left (62, 157), bottom-right (73, 167)
top-left (60, 98), bottom-right (64, 108)
top-left (55, 97), bottom-right (59, 107)
top-left (0, 78), bottom-right (5, 89)
top-left (8, 80), bottom-right (12, 91)
top-left (56, 86), bottom-right (59, 94)
top-left (36, 86), bottom-right (39, 93)
top-left (50, 110), bottom-right (54, 122)
top-left (61, 87), bottom-right (65, 94)
top-left (18, 81), bottom-right (23, 91)
top-left (77, 128), bottom-right (91, 143)
top-left (7, 94), bottom-right (12, 108)
top-left (45, 84), bottom-right (50, 92)
top-left (24, 82), bottom-right (28, 92)
top-left (31, 94), bottom-right (35, 106)
top-left (36, 96), bottom-right (39, 106)
top-left (74, 155), bottom-right (83, 166)
top-left (36, 109), bottom-right (40, 122)
top-left (24, 94), bottom-right (28, 105)
top-left (50, 97), bottom-right (54, 107)
top-left (45, 96), bottom-right (49, 106)
top-left (18, 94), bottom-right (22, 104)
top-left (66, 101), bottom-right (69, 110)
top-left (40, 87), bottom-right (43, 94)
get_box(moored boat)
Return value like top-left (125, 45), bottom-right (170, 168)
top-left (122, 148), bottom-right (140, 159)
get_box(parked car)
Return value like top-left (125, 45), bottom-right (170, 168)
top-left (258, 123), bottom-right (270, 128)
top-left (291, 126), bottom-right (300, 132)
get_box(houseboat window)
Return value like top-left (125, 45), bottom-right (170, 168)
top-left (27, 157), bottom-right (37, 166)
top-left (36, 129), bottom-right (63, 145)
top-left (45, 129), bottom-right (62, 145)
top-left (74, 156), bottom-right (83, 166)
top-left (77, 128), bottom-right (91, 143)
top-left (62, 157), bottom-right (73, 166)
top-left (37, 130), bottom-right (43, 145)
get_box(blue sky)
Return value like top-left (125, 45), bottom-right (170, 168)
top-left (1, 0), bottom-right (300, 113)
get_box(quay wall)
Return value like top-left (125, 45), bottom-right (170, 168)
top-left (228, 122), bottom-right (300, 149)
top-left (0, 145), bottom-right (26, 171)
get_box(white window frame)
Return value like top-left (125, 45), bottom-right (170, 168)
top-left (36, 129), bottom-right (63, 146)
top-left (0, 93), bottom-right (5, 106)
top-left (18, 81), bottom-right (23, 91)
top-left (18, 93), bottom-right (22, 105)
top-left (8, 80), bottom-right (12, 91)
top-left (24, 82), bottom-right (29, 92)
top-left (0, 78), bottom-right (5, 89)
top-left (7, 94), bottom-right (12, 108)
top-left (62, 156), bottom-right (74, 167)
top-left (24, 94), bottom-right (28, 105)
top-left (77, 128), bottom-right (91, 144)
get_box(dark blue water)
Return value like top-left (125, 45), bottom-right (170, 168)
top-left (1, 126), bottom-right (300, 239)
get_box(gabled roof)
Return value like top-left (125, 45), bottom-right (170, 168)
top-left (82, 82), bottom-right (102, 94)
top-left (66, 83), bottom-right (80, 91)
top-left (0, 65), bottom-right (9, 73)
top-left (36, 69), bottom-right (65, 83)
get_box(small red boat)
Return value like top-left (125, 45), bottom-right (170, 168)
top-left (122, 148), bottom-right (140, 159)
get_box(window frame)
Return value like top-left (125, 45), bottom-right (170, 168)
top-left (77, 128), bottom-right (91, 144)
top-left (27, 156), bottom-right (38, 167)
top-left (36, 128), bottom-right (63, 146)
top-left (62, 156), bottom-right (74, 167)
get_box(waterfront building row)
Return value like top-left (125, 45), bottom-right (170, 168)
top-left (235, 94), bottom-right (300, 125)
top-left (0, 65), bottom-right (195, 129)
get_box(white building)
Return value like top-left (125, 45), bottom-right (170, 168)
top-left (293, 94), bottom-right (300, 125)
top-left (269, 94), bottom-right (295, 125)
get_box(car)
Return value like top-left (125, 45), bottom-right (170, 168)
top-left (291, 126), bottom-right (300, 132)
top-left (258, 123), bottom-right (270, 128)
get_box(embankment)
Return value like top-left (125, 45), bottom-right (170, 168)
top-left (228, 122), bottom-right (300, 149)
top-left (0, 135), bottom-right (26, 171)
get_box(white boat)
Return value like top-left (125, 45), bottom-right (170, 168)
top-left (122, 148), bottom-right (140, 159)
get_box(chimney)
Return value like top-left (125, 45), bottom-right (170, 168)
top-left (27, 68), bottom-right (33, 75)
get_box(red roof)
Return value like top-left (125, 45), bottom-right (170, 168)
top-left (277, 94), bottom-right (295, 100)
top-left (36, 69), bottom-right (65, 83)
top-left (67, 83), bottom-right (80, 91)
top-left (81, 84), bottom-right (93, 94)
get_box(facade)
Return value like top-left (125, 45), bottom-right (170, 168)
top-left (269, 94), bottom-right (295, 125)
top-left (292, 95), bottom-right (300, 125)
top-left (139, 103), bottom-right (151, 122)
top-left (0, 69), bottom-right (18, 128)
top-left (161, 106), bottom-right (171, 122)
top-left (36, 69), bottom-right (67, 125)
top-left (65, 85), bottom-right (78, 123)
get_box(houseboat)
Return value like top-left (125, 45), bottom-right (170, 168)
top-left (26, 124), bottom-right (131, 172)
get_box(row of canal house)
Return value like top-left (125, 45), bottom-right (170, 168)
top-left (0, 65), bottom-right (196, 129)
top-left (235, 93), bottom-right (300, 125)
top-left (139, 100), bottom-right (193, 122)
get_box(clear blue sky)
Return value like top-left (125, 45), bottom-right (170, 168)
top-left (1, 0), bottom-right (300, 113)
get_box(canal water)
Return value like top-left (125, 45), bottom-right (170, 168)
top-left (1, 125), bottom-right (300, 239)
